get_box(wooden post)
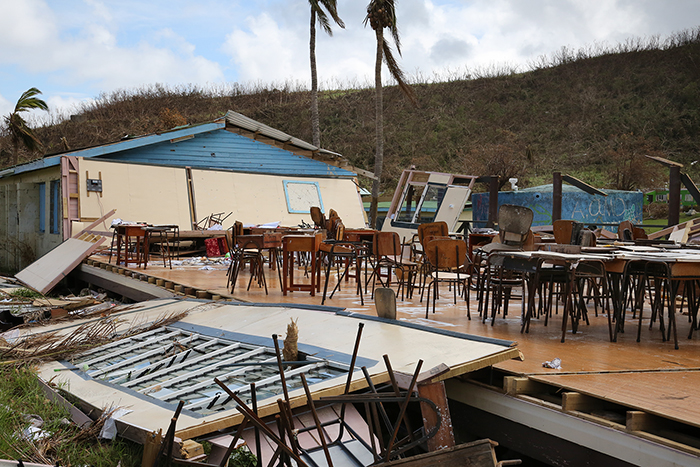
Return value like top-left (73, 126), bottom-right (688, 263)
top-left (418, 381), bottom-right (455, 451)
top-left (553, 172), bottom-right (562, 223)
top-left (487, 176), bottom-right (499, 228)
top-left (669, 165), bottom-right (681, 227)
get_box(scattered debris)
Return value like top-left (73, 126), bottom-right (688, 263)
top-left (542, 357), bottom-right (562, 369)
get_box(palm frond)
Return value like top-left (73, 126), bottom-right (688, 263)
top-left (316, 9), bottom-right (333, 36)
top-left (312, 0), bottom-right (344, 35)
top-left (320, 0), bottom-right (345, 28)
top-left (15, 87), bottom-right (48, 113)
top-left (382, 38), bottom-right (417, 106)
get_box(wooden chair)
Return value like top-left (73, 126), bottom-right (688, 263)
top-left (422, 238), bottom-right (471, 318)
top-left (370, 231), bottom-right (418, 300)
top-left (618, 220), bottom-right (648, 241)
top-left (310, 206), bottom-right (326, 229)
top-left (227, 235), bottom-right (268, 294)
top-left (320, 222), bottom-right (366, 305)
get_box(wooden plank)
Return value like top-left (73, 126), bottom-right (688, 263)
top-left (15, 237), bottom-right (105, 294)
top-left (73, 263), bottom-right (176, 301)
top-left (627, 411), bottom-right (655, 432)
top-left (376, 439), bottom-right (498, 467)
top-left (418, 381), bottom-right (455, 451)
top-left (561, 392), bottom-right (604, 412)
top-left (503, 376), bottom-right (550, 396)
top-left (71, 207), bottom-right (115, 238)
top-left (530, 372), bottom-right (700, 429)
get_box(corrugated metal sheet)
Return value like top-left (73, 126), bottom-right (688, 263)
top-left (96, 128), bottom-right (356, 177)
top-left (225, 110), bottom-right (344, 159)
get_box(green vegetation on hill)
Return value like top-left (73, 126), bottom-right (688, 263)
top-left (3, 29), bottom-right (700, 197)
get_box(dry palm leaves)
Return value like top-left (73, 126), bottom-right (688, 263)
top-left (0, 309), bottom-right (190, 364)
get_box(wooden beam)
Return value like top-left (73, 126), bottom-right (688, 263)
top-left (561, 392), bottom-right (603, 412)
top-left (562, 174), bottom-right (608, 196)
top-left (503, 376), bottom-right (550, 395)
top-left (626, 410), bottom-right (655, 432)
top-left (488, 175), bottom-right (499, 229)
top-left (417, 380), bottom-right (455, 451)
top-left (645, 155), bottom-right (684, 168)
top-left (553, 172), bottom-right (562, 222)
top-left (669, 166), bottom-right (681, 227)
top-left (680, 172), bottom-right (700, 207)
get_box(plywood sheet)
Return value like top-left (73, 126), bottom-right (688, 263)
top-left (192, 169), bottom-right (366, 229)
top-left (79, 159), bottom-right (191, 227)
top-left (15, 237), bottom-right (105, 294)
top-left (530, 371), bottom-right (700, 428)
top-left (34, 298), bottom-right (518, 442)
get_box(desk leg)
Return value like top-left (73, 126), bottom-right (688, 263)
top-left (116, 233), bottom-right (123, 266)
top-left (143, 232), bottom-right (150, 269)
top-left (282, 250), bottom-right (289, 296)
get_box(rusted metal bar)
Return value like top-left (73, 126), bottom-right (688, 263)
top-left (213, 378), bottom-right (309, 467)
top-left (300, 373), bottom-right (334, 467)
top-left (338, 322), bottom-right (364, 434)
top-left (216, 416), bottom-right (250, 467)
top-left (385, 360), bottom-right (423, 462)
top-left (382, 355), bottom-right (416, 443)
top-left (250, 383), bottom-right (262, 467)
top-left (271, 334), bottom-right (293, 428)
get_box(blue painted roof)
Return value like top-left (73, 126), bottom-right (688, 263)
top-left (96, 127), bottom-right (355, 177)
top-left (7, 119), bottom-right (357, 179)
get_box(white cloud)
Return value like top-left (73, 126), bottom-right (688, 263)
top-left (0, 0), bottom-right (224, 95)
top-left (0, 94), bottom-right (12, 122)
top-left (2, 0), bottom-right (700, 116)
top-left (222, 13), bottom-right (308, 85)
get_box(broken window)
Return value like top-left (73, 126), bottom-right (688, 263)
top-left (69, 326), bottom-right (349, 416)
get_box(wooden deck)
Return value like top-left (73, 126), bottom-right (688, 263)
top-left (86, 252), bottom-right (700, 451)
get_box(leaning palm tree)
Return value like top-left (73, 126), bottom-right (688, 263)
top-left (364, 0), bottom-right (416, 228)
top-left (309, 0), bottom-right (344, 148)
top-left (4, 87), bottom-right (48, 166)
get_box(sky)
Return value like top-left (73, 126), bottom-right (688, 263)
top-left (1, 0), bottom-right (700, 123)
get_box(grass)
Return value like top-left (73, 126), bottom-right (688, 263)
top-left (641, 212), bottom-right (700, 234)
top-left (0, 365), bottom-right (142, 466)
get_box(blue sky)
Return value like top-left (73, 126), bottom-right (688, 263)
top-left (2, 0), bottom-right (700, 122)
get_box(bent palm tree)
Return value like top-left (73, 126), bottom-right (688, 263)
top-left (4, 87), bottom-right (48, 166)
top-left (365, 0), bottom-right (416, 228)
top-left (309, 0), bottom-right (344, 148)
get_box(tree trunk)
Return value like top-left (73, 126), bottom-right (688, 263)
top-left (310, 10), bottom-right (321, 149)
top-left (369, 28), bottom-right (384, 229)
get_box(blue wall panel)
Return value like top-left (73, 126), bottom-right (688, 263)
top-left (472, 186), bottom-right (643, 228)
top-left (95, 129), bottom-right (355, 178)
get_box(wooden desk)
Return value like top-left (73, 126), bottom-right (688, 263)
top-left (114, 224), bottom-right (148, 268)
top-left (282, 234), bottom-right (322, 296)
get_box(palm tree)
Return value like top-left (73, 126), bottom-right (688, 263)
top-left (4, 87), bottom-right (48, 166)
top-left (364, 0), bottom-right (416, 228)
top-left (309, 0), bottom-right (344, 148)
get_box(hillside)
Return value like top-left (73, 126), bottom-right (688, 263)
top-left (3, 29), bottom-right (700, 195)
